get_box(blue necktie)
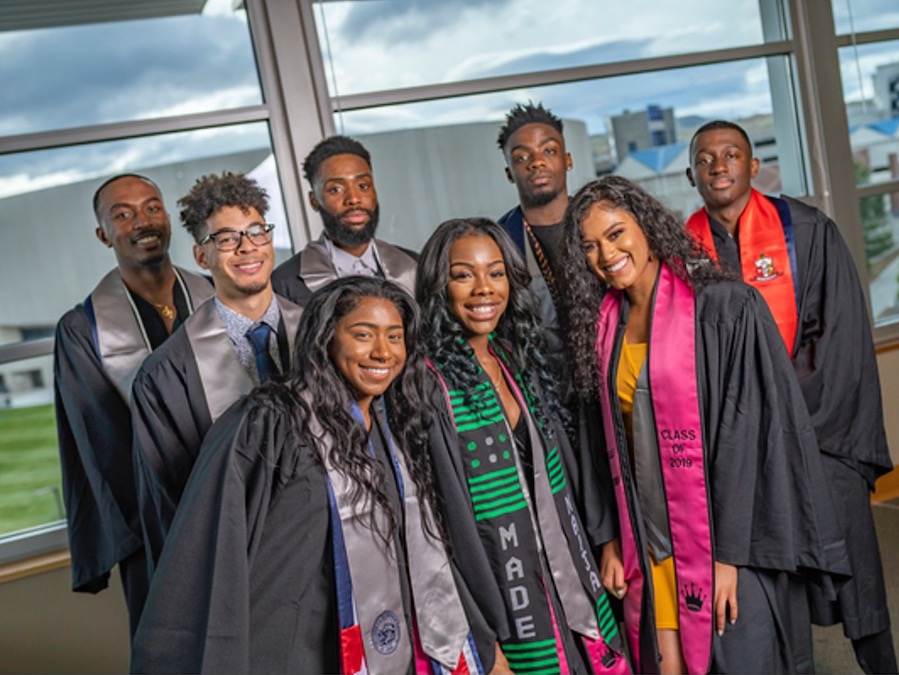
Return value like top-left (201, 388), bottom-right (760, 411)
top-left (245, 323), bottom-right (279, 383)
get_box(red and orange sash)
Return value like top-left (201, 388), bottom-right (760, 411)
top-left (686, 189), bottom-right (798, 352)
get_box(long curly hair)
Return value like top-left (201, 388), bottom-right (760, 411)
top-left (253, 276), bottom-right (440, 545)
top-left (416, 217), bottom-right (564, 431)
top-left (558, 175), bottom-right (729, 398)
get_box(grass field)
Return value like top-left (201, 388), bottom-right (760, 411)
top-left (0, 404), bottom-right (63, 536)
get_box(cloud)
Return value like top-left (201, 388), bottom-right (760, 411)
top-left (0, 13), bottom-right (259, 136)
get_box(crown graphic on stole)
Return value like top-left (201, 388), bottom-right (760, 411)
top-left (682, 582), bottom-right (707, 612)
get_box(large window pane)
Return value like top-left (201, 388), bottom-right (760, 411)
top-left (0, 1), bottom-right (261, 136)
top-left (0, 355), bottom-right (60, 537)
top-left (331, 58), bottom-right (802, 251)
top-left (313, 0), bottom-right (782, 97)
top-left (832, 0), bottom-right (899, 35)
top-left (862, 188), bottom-right (899, 326)
top-left (842, 40), bottom-right (899, 186)
top-left (0, 123), bottom-right (291, 348)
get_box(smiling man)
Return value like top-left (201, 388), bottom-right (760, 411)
top-left (54, 174), bottom-right (214, 636)
top-left (129, 172), bottom-right (302, 575)
top-left (497, 102), bottom-right (572, 367)
top-left (271, 135), bottom-right (417, 306)
top-left (686, 120), bottom-right (897, 674)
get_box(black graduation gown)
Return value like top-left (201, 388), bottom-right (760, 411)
top-left (425, 369), bottom-right (617, 668)
top-left (54, 305), bottom-right (144, 596)
top-left (497, 206), bottom-right (565, 369)
top-left (130, 304), bottom-right (296, 575)
top-left (130, 326), bottom-right (213, 572)
top-left (131, 396), bottom-right (495, 674)
top-left (271, 238), bottom-right (419, 307)
top-left (597, 280), bottom-right (850, 674)
top-left (708, 197), bottom-right (893, 638)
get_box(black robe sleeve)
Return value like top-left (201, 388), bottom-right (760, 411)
top-left (786, 197), bottom-right (893, 485)
top-left (54, 306), bottom-right (142, 593)
top-left (131, 397), bottom-right (339, 674)
top-left (697, 281), bottom-right (850, 590)
top-left (553, 397), bottom-right (618, 550)
top-left (130, 330), bottom-right (213, 573)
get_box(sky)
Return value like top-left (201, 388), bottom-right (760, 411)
top-left (2, 0), bottom-right (898, 198)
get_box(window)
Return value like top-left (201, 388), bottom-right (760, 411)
top-left (0, 0), bottom-right (303, 554)
top-left (836, 20), bottom-right (899, 328)
top-left (312, 0), bottom-right (800, 252)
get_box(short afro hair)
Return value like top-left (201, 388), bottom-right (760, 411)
top-left (302, 135), bottom-right (372, 186)
top-left (178, 171), bottom-right (269, 242)
top-left (689, 120), bottom-right (753, 158)
top-left (92, 173), bottom-right (161, 223)
top-left (496, 101), bottom-right (564, 151)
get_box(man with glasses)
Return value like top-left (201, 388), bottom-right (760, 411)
top-left (271, 135), bottom-right (417, 305)
top-left (54, 174), bottom-right (214, 636)
top-left (130, 172), bottom-right (302, 574)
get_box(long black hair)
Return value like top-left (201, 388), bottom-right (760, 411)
top-left (558, 175), bottom-right (730, 398)
top-left (416, 217), bottom-right (563, 430)
top-left (253, 276), bottom-right (439, 544)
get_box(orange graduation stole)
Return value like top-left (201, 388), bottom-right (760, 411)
top-left (686, 189), bottom-right (798, 352)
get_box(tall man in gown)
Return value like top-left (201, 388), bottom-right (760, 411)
top-left (496, 102), bottom-right (572, 364)
top-left (131, 172), bottom-right (302, 574)
top-left (686, 120), bottom-right (897, 674)
top-left (271, 134), bottom-right (417, 306)
top-left (54, 174), bottom-right (214, 635)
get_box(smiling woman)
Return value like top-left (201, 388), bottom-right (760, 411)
top-left (131, 276), bottom-right (499, 673)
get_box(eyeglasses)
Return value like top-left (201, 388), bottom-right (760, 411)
top-left (198, 222), bottom-right (275, 251)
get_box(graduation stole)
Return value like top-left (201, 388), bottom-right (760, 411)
top-left (86, 267), bottom-right (213, 402)
top-left (317, 400), bottom-right (483, 675)
top-left (595, 263), bottom-right (713, 675)
top-left (685, 189), bottom-right (798, 352)
top-left (430, 346), bottom-right (628, 675)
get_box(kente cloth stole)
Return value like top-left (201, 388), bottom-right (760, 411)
top-left (319, 401), bottom-right (482, 675)
top-left (595, 263), bottom-right (713, 675)
top-left (430, 350), bottom-right (628, 675)
top-left (685, 189), bottom-right (799, 352)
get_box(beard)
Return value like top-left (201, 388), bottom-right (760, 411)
top-left (321, 204), bottom-right (380, 248)
top-left (520, 185), bottom-right (561, 209)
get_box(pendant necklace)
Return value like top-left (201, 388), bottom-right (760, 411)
top-left (153, 303), bottom-right (175, 320)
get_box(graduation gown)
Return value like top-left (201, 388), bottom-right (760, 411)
top-left (425, 368), bottom-right (620, 672)
top-left (53, 267), bottom-right (213, 631)
top-left (497, 206), bottom-right (565, 368)
top-left (271, 237), bottom-right (418, 307)
top-left (130, 294), bottom-right (302, 574)
top-left (131, 396), bottom-right (496, 674)
top-left (701, 196), bottom-right (893, 638)
top-left (596, 278), bottom-right (850, 673)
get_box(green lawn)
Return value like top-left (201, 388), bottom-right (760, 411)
top-left (0, 404), bottom-right (64, 536)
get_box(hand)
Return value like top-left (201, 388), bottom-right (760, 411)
top-left (489, 643), bottom-right (513, 675)
top-left (600, 539), bottom-right (628, 599)
top-left (714, 561), bottom-right (738, 636)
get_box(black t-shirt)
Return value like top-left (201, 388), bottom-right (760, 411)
top-left (529, 221), bottom-right (565, 279)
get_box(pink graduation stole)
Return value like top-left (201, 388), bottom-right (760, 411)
top-left (595, 263), bottom-right (714, 674)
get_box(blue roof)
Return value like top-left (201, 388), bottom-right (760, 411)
top-left (868, 118), bottom-right (899, 137)
top-left (629, 142), bottom-right (689, 172)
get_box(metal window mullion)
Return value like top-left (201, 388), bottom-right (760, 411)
top-left (0, 338), bottom-right (54, 366)
top-left (0, 105), bottom-right (272, 156)
top-left (328, 41), bottom-right (796, 112)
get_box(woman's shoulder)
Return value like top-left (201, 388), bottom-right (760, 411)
top-left (695, 278), bottom-right (760, 320)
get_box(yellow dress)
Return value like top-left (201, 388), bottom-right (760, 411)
top-left (616, 339), bottom-right (678, 630)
